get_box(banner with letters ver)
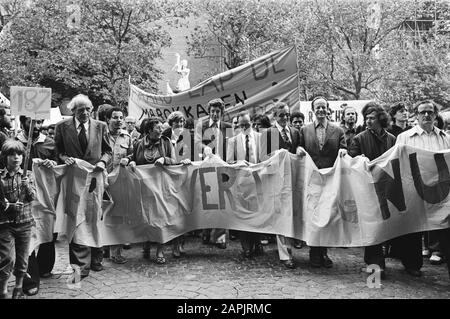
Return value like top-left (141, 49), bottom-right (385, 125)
top-left (31, 144), bottom-right (450, 249)
top-left (128, 46), bottom-right (299, 123)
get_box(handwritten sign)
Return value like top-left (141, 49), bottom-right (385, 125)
top-left (10, 86), bottom-right (52, 119)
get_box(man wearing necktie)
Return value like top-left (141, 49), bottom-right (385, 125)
top-left (194, 98), bottom-right (232, 249)
top-left (226, 112), bottom-right (263, 258)
top-left (259, 102), bottom-right (301, 269)
top-left (54, 94), bottom-right (112, 282)
top-left (299, 96), bottom-right (347, 269)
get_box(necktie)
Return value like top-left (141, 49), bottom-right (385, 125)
top-left (210, 123), bottom-right (217, 154)
top-left (281, 128), bottom-right (291, 150)
top-left (245, 134), bottom-right (250, 162)
top-left (78, 124), bottom-right (88, 154)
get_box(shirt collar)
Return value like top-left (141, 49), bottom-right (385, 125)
top-left (275, 121), bottom-right (290, 133)
top-left (314, 119), bottom-right (328, 129)
top-left (209, 119), bottom-right (220, 128)
top-left (108, 128), bottom-right (129, 137)
top-left (74, 118), bottom-right (89, 130)
top-left (408, 125), bottom-right (444, 137)
top-left (1, 167), bottom-right (23, 178)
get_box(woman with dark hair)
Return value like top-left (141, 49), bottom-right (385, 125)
top-left (349, 102), bottom-right (396, 278)
top-left (122, 117), bottom-right (177, 265)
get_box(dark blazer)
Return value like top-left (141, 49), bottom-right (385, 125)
top-left (259, 125), bottom-right (301, 161)
top-left (54, 118), bottom-right (112, 166)
top-left (299, 122), bottom-right (347, 169)
top-left (194, 119), bottom-right (232, 161)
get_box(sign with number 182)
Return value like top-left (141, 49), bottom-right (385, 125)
top-left (10, 86), bottom-right (52, 119)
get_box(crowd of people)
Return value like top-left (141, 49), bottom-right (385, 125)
top-left (0, 94), bottom-right (449, 299)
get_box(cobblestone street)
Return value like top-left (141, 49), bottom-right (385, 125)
top-left (7, 235), bottom-right (450, 299)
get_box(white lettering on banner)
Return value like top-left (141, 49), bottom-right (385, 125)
top-left (10, 86), bottom-right (52, 119)
top-left (128, 46), bottom-right (299, 122)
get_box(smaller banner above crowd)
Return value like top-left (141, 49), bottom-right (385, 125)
top-left (128, 46), bottom-right (299, 123)
top-left (299, 100), bottom-right (371, 125)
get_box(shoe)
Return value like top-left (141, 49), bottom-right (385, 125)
top-left (23, 286), bottom-right (39, 296)
top-left (281, 259), bottom-right (296, 269)
top-left (254, 244), bottom-right (264, 256)
top-left (422, 249), bottom-right (430, 258)
top-left (12, 288), bottom-right (26, 299)
top-left (156, 256), bottom-right (166, 265)
top-left (91, 263), bottom-right (104, 271)
top-left (216, 243), bottom-right (226, 249)
top-left (242, 249), bottom-right (252, 258)
top-left (405, 269), bottom-right (422, 277)
top-left (143, 250), bottom-right (150, 259)
top-left (123, 244), bottom-right (132, 250)
top-left (322, 254), bottom-right (333, 268)
top-left (111, 255), bottom-right (128, 264)
top-left (309, 254), bottom-right (322, 268)
top-left (430, 254), bottom-right (442, 265)
top-left (260, 239), bottom-right (269, 246)
top-left (40, 272), bottom-right (52, 279)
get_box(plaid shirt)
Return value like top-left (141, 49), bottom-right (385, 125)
top-left (0, 168), bottom-right (35, 225)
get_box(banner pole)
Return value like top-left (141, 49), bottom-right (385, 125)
top-left (293, 38), bottom-right (303, 113)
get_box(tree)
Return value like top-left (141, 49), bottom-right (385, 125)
top-left (0, 0), bottom-right (192, 108)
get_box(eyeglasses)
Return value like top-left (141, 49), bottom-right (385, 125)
top-left (239, 123), bottom-right (251, 129)
top-left (418, 110), bottom-right (435, 116)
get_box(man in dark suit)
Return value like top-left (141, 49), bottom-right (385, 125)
top-left (299, 96), bottom-right (347, 268)
top-left (54, 94), bottom-right (112, 281)
top-left (259, 101), bottom-right (301, 269)
top-left (194, 98), bottom-right (232, 249)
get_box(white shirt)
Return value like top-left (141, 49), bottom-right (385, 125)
top-left (240, 130), bottom-right (257, 163)
top-left (275, 121), bottom-right (291, 143)
top-left (396, 125), bottom-right (450, 151)
top-left (74, 118), bottom-right (90, 141)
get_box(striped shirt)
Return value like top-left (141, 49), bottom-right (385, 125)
top-left (396, 125), bottom-right (450, 151)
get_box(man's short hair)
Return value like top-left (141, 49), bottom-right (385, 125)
top-left (67, 94), bottom-right (93, 112)
top-left (273, 102), bottom-right (289, 116)
top-left (311, 96), bottom-right (329, 111)
top-left (389, 102), bottom-right (407, 119)
top-left (341, 105), bottom-right (358, 123)
top-left (413, 100), bottom-right (441, 115)
top-left (207, 98), bottom-right (225, 114)
top-left (167, 111), bottom-right (185, 127)
top-left (0, 102), bottom-right (8, 117)
top-left (290, 111), bottom-right (305, 122)
top-left (237, 111), bottom-right (250, 121)
top-left (362, 101), bottom-right (389, 128)
top-left (97, 104), bottom-right (114, 122)
top-left (252, 114), bottom-right (263, 122)
top-left (105, 106), bottom-right (124, 120)
top-left (260, 115), bottom-right (272, 128)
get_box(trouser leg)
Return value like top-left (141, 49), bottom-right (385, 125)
top-left (364, 244), bottom-right (385, 269)
top-left (277, 235), bottom-right (293, 261)
top-left (69, 241), bottom-right (91, 276)
top-left (396, 232), bottom-right (423, 271)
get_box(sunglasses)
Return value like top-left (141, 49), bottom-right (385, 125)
top-left (418, 110), bottom-right (435, 116)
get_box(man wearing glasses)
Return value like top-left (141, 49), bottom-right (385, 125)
top-left (260, 101), bottom-right (301, 269)
top-left (299, 96), bottom-right (347, 269)
top-left (226, 111), bottom-right (263, 258)
top-left (395, 100), bottom-right (450, 278)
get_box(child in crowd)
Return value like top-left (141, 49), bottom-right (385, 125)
top-left (0, 140), bottom-right (36, 299)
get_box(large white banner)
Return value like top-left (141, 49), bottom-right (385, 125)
top-left (128, 46), bottom-right (299, 123)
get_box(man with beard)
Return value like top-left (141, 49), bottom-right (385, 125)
top-left (16, 116), bottom-right (57, 296)
top-left (340, 105), bottom-right (358, 147)
top-left (0, 103), bottom-right (12, 151)
top-left (299, 96), bottom-right (347, 269)
top-left (348, 102), bottom-right (396, 279)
